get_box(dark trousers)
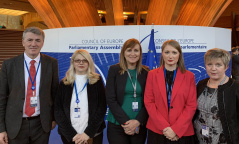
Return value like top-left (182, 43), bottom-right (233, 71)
top-left (107, 122), bottom-right (147, 144)
top-left (147, 129), bottom-right (195, 144)
top-left (61, 132), bottom-right (103, 144)
top-left (8, 116), bottom-right (50, 144)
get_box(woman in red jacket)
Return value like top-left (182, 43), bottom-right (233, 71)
top-left (144, 40), bottom-right (197, 144)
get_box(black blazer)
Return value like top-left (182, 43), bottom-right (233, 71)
top-left (54, 76), bottom-right (106, 142)
top-left (195, 78), bottom-right (239, 143)
top-left (0, 53), bottom-right (59, 139)
top-left (106, 64), bottom-right (149, 125)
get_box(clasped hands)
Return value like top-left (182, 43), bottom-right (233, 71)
top-left (121, 120), bottom-right (140, 135)
top-left (73, 133), bottom-right (90, 144)
top-left (163, 127), bottom-right (179, 141)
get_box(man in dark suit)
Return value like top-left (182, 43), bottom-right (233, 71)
top-left (232, 46), bottom-right (239, 80)
top-left (0, 27), bottom-right (59, 144)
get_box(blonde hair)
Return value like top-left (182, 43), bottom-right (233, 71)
top-left (160, 40), bottom-right (186, 73)
top-left (204, 48), bottom-right (230, 67)
top-left (119, 38), bottom-right (147, 74)
top-left (63, 49), bottom-right (100, 85)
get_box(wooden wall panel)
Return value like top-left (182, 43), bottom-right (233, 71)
top-left (49, 0), bottom-right (101, 27)
top-left (28, 0), bottom-right (101, 28)
top-left (176, 0), bottom-right (232, 26)
top-left (0, 0), bottom-right (36, 12)
top-left (28, 0), bottom-right (62, 28)
top-left (104, 0), bottom-right (124, 25)
top-left (146, 0), bottom-right (183, 25)
top-left (22, 12), bottom-right (44, 29)
top-left (123, 0), bottom-right (149, 12)
top-left (0, 29), bottom-right (24, 70)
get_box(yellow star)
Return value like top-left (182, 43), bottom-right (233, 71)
top-left (151, 50), bottom-right (153, 53)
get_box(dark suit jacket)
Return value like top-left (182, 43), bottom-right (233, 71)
top-left (106, 64), bottom-right (149, 125)
top-left (54, 76), bottom-right (106, 142)
top-left (144, 66), bottom-right (197, 138)
top-left (0, 53), bottom-right (59, 139)
top-left (232, 54), bottom-right (239, 79)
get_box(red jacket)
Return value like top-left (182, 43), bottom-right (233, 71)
top-left (144, 67), bottom-right (197, 138)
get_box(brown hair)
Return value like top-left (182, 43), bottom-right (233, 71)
top-left (119, 38), bottom-right (146, 74)
top-left (159, 40), bottom-right (186, 73)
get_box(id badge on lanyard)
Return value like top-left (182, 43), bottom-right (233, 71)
top-left (127, 70), bottom-right (138, 112)
top-left (73, 79), bottom-right (88, 118)
top-left (202, 125), bottom-right (209, 137)
top-left (25, 59), bottom-right (41, 108)
top-left (74, 107), bottom-right (81, 118)
top-left (132, 101), bottom-right (138, 112)
top-left (30, 91), bottom-right (37, 107)
top-left (30, 93), bottom-right (38, 107)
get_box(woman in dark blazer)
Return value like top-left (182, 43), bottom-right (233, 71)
top-left (106, 38), bottom-right (149, 144)
top-left (194, 48), bottom-right (239, 144)
top-left (144, 40), bottom-right (197, 144)
top-left (54, 49), bottom-right (107, 144)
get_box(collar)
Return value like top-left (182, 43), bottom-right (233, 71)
top-left (24, 53), bottom-right (41, 64)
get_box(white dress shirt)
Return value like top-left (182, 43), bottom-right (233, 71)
top-left (70, 74), bottom-right (89, 134)
top-left (22, 53), bottom-right (41, 117)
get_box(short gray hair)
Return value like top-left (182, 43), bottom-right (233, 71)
top-left (204, 48), bottom-right (230, 67)
top-left (22, 27), bottom-right (45, 40)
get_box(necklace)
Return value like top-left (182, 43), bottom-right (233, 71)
top-left (208, 76), bottom-right (227, 88)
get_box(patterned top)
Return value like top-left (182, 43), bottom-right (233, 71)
top-left (194, 86), bottom-right (227, 144)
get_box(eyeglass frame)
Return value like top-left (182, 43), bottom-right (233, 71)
top-left (73, 59), bottom-right (88, 64)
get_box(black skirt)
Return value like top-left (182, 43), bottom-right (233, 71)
top-left (147, 129), bottom-right (196, 144)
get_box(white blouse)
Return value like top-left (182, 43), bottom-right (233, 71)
top-left (70, 74), bottom-right (89, 134)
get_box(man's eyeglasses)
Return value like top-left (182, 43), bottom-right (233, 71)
top-left (74, 59), bottom-right (88, 64)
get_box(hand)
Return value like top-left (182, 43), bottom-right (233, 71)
top-left (73, 133), bottom-right (90, 144)
top-left (0, 131), bottom-right (8, 144)
top-left (121, 120), bottom-right (140, 135)
top-left (171, 135), bottom-right (179, 141)
top-left (51, 121), bottom-right (56, 130)
top-left (163, 127), bottom-right (176, 140)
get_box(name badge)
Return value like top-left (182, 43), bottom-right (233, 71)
top-left (132, 102), bottom-right (138, 112)
top-left (202, 125), bottom-right (209, 137)
top-left (74, 108), bottom-right (80, 118)
top-left (30, 96), bottom-right (37, 107)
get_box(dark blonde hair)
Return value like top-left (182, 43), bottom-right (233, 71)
top-left (63, 49), bottom-right (99, 85)
top-left (159, 40), bottom-right (186, 73)
top-left (204, 48), bottom-right (230, 67)
top-left (119, 38), bottom-right (146, 74)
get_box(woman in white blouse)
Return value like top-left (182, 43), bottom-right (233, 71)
top-left (54, 49), bottom-right (107, 144)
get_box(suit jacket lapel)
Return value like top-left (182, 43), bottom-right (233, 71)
top-left (39, 54), bottom-right (47, 94)
top-left (171, 68), bottom-right (184, 103)
top-left (156, 67), bottom-right (168, 111)
top-left (15, 54), bottom-right (25, 92)
top-left (119, 72), bottom-right (128, 103)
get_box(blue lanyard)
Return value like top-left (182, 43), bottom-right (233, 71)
top-left (164, 68), bottom-right (177, 108)
top-left (24, 58), bottom-right (41, 90)
top-left (74, 79), bottom-right (88, 106)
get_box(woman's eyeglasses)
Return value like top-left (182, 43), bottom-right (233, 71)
top-left (74, 59), bottom-right (88, 64)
